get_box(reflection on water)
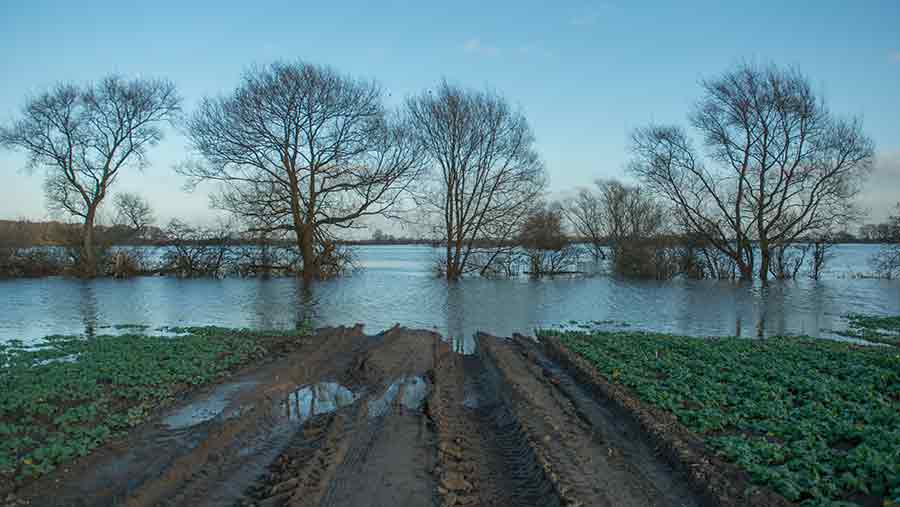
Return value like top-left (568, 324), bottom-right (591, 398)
top-left (79, 283), bottom-right (99, 338)
top-left (367, 376), bottom-right (430, 417)
top-left (163, 380), bottom-right (259, 430)
top-left (282, 382), bottom-right (357, 423)
top-left (1, 245), bottom-right (899, 348)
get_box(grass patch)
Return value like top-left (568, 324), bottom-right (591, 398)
top-left (0, 326), bottom-right (308, 486)
top-left (541, 328), bottom-right (900, 506)
top-left (839, 314), bottom-right (900, 346)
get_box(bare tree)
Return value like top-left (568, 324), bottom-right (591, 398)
top-left (809, 233), bottom-right (834, 280)
top-left (0, 76), bottom-right (180, 276)
top-left (520, 203), bottom-right (577, 276)
top-left (630, 63), bottom-right (874, 284)
top-left (113, 192), bottom-right (155, 237)
top-left (179, 61), bottom-right (423, 282)
top-left (565, 179), bottom-right (665, 269)
top-left (872, 204), bottom-right (900, 278)
top-left (160, 219), bottom-right (238, 278)
top-left (565, 187), bottom-right (607, 259)
top-left (596, 179), bottom-right (665, 244)
top-left (406, 81), bottom-right (546, 280)
top-left (769, 240), bottom-right (809, 280)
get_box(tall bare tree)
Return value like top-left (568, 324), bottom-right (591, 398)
top-left (180, 61), bottom-right (423, 281)
top-left (630, 63), bottom-right (873, 283)
top-left (406, 81), bottom-right (545, 280)
top-left (0, 76), bottom-right (179, 276)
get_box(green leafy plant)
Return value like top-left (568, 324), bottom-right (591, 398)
top-left (541, 326), bottom-right (900, 506)
top-left (0, 326), bottom-right (308, 485)
top-left (839, 314), bottom-right (900, 346)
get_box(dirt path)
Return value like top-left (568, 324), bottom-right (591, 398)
top-left (9, 327), bottom-right (707, 507)
top-left (478, 333), bottom-right (701, 507)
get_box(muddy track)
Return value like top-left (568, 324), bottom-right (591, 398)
top-left (10, 327), bottom-right (710, 507)
top-left (429, 347), bottom-right (560, 506)
top-left (477, 333), bottom-right (702, 507)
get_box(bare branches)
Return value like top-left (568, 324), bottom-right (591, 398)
top-left (406, 81), bottom-right (546, 279)
top-left (1, 76), bottom-right (180, 276)
top-left (113, 192), bottom-right (155, 234)
top-left (872, 204), bottom-right (900, 278)
top-left (181, 61), bottom-right (424, 280)
top-left (630, 63), bottom-right (874, 283)
top-left (564, 187), bottom-right (607, 258)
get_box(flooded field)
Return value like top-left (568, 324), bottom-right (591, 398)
top-left (3, 246), bottom-right (897, 506)
top-left (1, 244), bottom-right (899, 350)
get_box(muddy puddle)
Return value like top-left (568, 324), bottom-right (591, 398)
top-left (163, 380), bottom-right (260, 429)
top-left (281, 382), bottom-right (357, 422)
top-left (10, 326), bottom-right (708, 507)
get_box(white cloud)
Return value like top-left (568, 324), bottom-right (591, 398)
top-left (463, 38), bottom-right (500, 57)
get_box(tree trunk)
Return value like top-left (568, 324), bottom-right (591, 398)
top-left (299, 223), bottom-right (316, 283)
top-left (81, 209), bottom-right (98, 278)
top-left (445, 240), bottom-right (456, 280)
top-left (758, 241), bottom-right (771, 286)
top-left (737, 259), bottom-right (753, 282)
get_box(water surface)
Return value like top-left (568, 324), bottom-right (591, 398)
top-left (2, 244), bottom-right (898, 350)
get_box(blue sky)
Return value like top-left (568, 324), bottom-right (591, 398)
top-left (1, 0), bottom-right (898, 228)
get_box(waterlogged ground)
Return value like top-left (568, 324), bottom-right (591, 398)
top-left (3, 322), bottom-right (899, 506)
top-left (840, 314), bottom-right (900, 345)
top-left (0, 327), bottom-right (308, 483)
top-left (548, 328), bottom-right (900, 506)
top-left (2, 325), bottom-right (711, 507)
top-left (1, 245), bottom-right (899, 350)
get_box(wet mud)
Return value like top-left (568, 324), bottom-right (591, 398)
top-left (8, 327), bottom-right (739, 507)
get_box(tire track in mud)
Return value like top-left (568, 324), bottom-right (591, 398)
top-left (317, 341), bottom-right (437, 507)
top-left (237, 327), bottom-right (442, 507)
top-left (477, 332), bottom-right (702, 507)
top-left (13, 326), bottom-right (372, 507)
top-left (430, 347), bottom-right (561, 506)
top-left (125, 326), bottom-right (375, 507)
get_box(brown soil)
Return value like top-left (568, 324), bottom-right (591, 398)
top-left (4, 327), bottom-right (780, 507)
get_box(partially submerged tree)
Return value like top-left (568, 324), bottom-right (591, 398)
top-left (630, 63), bottom-right (874, 283)
top-left (407, 81), bottom-right (545, 280)
top-left (160, 219), bottom-right (237, 278)
top-left (565, 187), bottom-right (607, 259)
top-left (0, 76), bottom-right (180, 276)
top-left (809, 233), bottom-right (834, 280)
top-left (180, 61), bottom-right (423, 281)
top-left (565, 179), bottom-right (666, 274)
top-left (520, 203), bottom-right (577, 275)
top-left (872, 204), bottom-right (900, 278)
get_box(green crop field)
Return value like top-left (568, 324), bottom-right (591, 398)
top-left (543, 326), bottom-right (900, 506)
top-left (0, 326), bottom-right (307, 484)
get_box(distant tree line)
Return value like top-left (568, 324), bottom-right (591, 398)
top-left (0, 61), bottom-right (888, 282)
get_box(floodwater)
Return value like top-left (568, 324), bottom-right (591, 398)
top-left (1, 244), bottom-right (898, 350)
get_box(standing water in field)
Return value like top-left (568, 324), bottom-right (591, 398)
top-left (1, 244), bottom-right (898, 349)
